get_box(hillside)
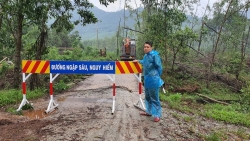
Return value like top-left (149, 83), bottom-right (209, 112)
top-left (70, 6), bottom-right (250, 41)
top-left (73, 7), bottom-right (137, 40)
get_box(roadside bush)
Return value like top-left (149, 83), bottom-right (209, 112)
top-left (0, 62), bottom-right (9, 76)
top-left (45, 47), bottom-right (62, 60)
top-left (53, 80), bottom-right (69, 93)
top-left (21, 103), bottom-right (34, 110)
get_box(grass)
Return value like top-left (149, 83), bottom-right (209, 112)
top-left (198, 82), bottom-right (240, 101)
top-left (203, 128), bottom-right (250, 141)
top-left (0, 88), bottom-right (46, 107)
top-left (160, 71), bottom-right (250, 127)
top-left (161, 91), bottom-right (250, 139)
top-left (6, 106), bottom-right (23, 115)
top-left (183, 115), bottom-right (194, 122)
top-left (160, 92), bottom-right (250, 127)
top-left (203, 103), bottom-right (250, 127)
top-left (160, 92), bottom-right (182, 108)
top-left (53, 80), bottom-right (70, 93)
top-left (235, 127), bottom-right (250, 139)
top-left (160, 47), bottom-right (250, 140)
top-left (204, 131), bottom-right (226, 141)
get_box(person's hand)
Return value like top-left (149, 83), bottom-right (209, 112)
top-left (133, 60), bottom-right (138, 63)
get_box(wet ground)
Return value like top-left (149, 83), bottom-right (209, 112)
top-left (0, 74), bottom-right (250, 140)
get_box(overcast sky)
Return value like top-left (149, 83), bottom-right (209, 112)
top-left (89, 0), bottom-right (217, 14)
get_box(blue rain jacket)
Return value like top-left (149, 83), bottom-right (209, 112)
top-left (139, 50), bottom-right (163, 118)
top-left (139, 50), bottom-right (164, 88)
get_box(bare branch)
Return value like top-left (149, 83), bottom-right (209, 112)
top-left (185, 44), bottom-right (206, 57)
top-left (124, 27), bottom-right (144, 34)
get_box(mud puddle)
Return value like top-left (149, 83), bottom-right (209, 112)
top-left (22, 109), bottom-right (55, 119)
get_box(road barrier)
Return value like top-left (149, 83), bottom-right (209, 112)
top-left (17, 60), bottom-right (50, 112)
top-left (17, 60), bottom-right (145, 114)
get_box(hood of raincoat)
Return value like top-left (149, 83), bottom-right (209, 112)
top-left (147, 50), bottom-right (159, 56)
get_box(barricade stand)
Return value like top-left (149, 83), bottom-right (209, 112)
top-left (106, 74), bottom-right (116, 114)
top-left (45, 73), bottom-right (59, 113)
top-left (17, 73), bottom-right (32, 111)
top-left (133, 73), bottom-right (146, 111)
top-left (115, 61), bottom-right (144, 111)
top-left (17, 60), bottom-right (50, 112)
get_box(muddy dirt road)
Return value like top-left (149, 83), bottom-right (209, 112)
top-left (0, 74), bottom-right (250, 141)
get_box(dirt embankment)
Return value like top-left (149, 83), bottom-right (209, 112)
top-left (0, 74), bottom-right (249, 141)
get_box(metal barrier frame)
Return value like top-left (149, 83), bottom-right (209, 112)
top-left (17, 61), bottom-right (145, 114)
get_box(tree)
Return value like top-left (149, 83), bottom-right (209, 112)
top-left (0, 3), bottom-right (15, 59)
top-left (204, 0), bottom-right (250, 88)
top-left (0, 0), bottom-right (114, 89)
top-left (169, 28), bottom-right (197, 71)
top-left (136, 0), bottom-right (198, 77)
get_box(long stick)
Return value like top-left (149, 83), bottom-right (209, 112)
top-left (0, 57), bottom-right (7, 64)
top-left (196, 93), bottom-right (229, 105)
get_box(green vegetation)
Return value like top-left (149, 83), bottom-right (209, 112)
top-left (235, 128), bottom-right (250, 139)
top-left (6, 107), bottom-right (22, 115)
top-left (53, 80), bottom-right (70, 93)
top-left (160, 66), bottom-right (250, 127)
top-left (0, 89), bottom-right (46, 107)
top-left (0, 62), bottom-right (11, 76)
top-left (0, 1), bottom-right (250, 140)
top-left (21, 103), bottom-right (34, 110)
top-left (160, 91), bottom-right (250, 127)
top-left (203, 104), bottom-right (250, 127)
top-left (160, 93), bottom-right (182, 108)
top-left (205, 131), bottom-right (226, 141)
top-left (201, 128), bottom-right (250, 141)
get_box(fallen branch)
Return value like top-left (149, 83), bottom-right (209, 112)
top-left (0, 57), bottom-right (7, 64)
top-left (196, 93), bottom-right (229, 105)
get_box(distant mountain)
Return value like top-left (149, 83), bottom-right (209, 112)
top-left (56, 6), bottom-right (250, 41)
top-left (72, 7), bottom-right (137, 41)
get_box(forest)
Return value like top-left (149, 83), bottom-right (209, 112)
top-left (0, 0), bottom-right (250, 132)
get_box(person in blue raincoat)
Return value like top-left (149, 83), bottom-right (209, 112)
top-left (133, 41), bottom-right (164, 122)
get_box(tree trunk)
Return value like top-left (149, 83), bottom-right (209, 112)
top-left (117, 18), bottom-right (121, 57)
top-left (13, 13), bottom-right (23, 89)
top-left (172, 51), bottom-right (177, 71)
top-left (197, 22), bottom-right (204, 56)
top-left (0, 13), bottom-right (2, 30)
top-left (206, 0), bottom-right (233, 89)
top-left (30, 24), bottom-right (47, 90)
